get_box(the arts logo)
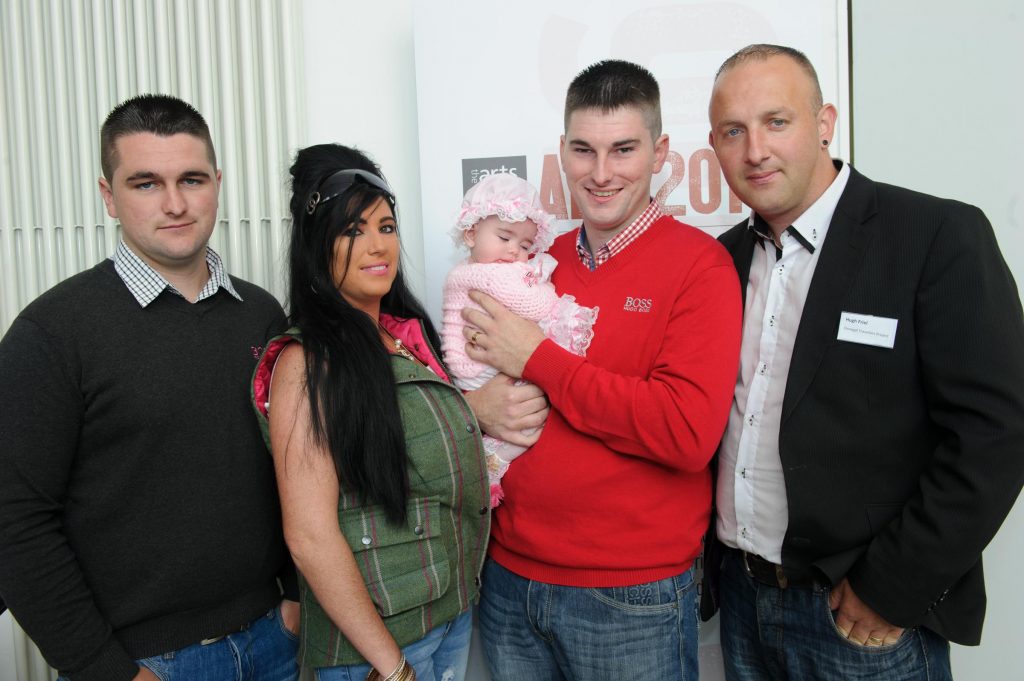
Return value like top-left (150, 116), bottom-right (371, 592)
top-left (461, 155), bottom-right (527, 193)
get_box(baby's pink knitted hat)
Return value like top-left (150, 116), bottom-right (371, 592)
top-left (451, 174), bottom-right (556, 254)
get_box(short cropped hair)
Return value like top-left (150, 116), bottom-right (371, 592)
top-left (100, 94), bottom-right (216, 179)
top-left (564, 60), bottom-right (662, 139)
top-left (715, 44), bottom-right (824, 111)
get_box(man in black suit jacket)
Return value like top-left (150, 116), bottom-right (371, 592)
top-left (702, 43), bottom-right (1024, 680)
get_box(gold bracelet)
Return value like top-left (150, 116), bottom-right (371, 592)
top-left (365, 654), bottom-right (415, 681)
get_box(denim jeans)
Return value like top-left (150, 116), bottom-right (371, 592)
top-left (58, 604), bottom-right (300, 681)
top-left (308, 609), bottom-right (472, 681)
top-left (478, 558), bottom-right (699, 681)
top-left (719, 550), bottom-right (952, 681)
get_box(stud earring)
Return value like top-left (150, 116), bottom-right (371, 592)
top-left (822, 139), bottom-right (829, 146)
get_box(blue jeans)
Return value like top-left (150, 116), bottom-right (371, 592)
top-left (310, 609), bottom-right (472, 681)
top-left (478, 558), bottom-right (699, 681)
top-left (58, 604), bottom-right (300, 681)
top-left (719, 550), bottom-right (952, 681)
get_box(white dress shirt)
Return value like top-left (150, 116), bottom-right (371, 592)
top-left (717, 162), bottom-right (851, 563)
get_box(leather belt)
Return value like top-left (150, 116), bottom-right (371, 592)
top-left (731, 547), bottom-right (815, 589)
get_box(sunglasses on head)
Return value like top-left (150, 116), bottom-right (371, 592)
top-left (305, 169), bottom-right (395, 215)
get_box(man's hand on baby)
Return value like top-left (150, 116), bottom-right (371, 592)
top-left (462, 290), bottom-right (545, 377)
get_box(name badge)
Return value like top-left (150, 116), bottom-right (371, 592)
top-left (836, 312), bottom-right (898, 349)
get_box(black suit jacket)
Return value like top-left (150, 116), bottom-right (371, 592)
top-left (702, 165), bottom-right (1024, 645)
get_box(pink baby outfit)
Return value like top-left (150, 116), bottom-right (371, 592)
top-left (442, 253), bottom-right (597, 506)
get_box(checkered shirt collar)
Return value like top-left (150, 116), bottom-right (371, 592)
top-left (576, 199), bottom-right (664, 270)
top-left (113, 241), bottom-right (242, 307)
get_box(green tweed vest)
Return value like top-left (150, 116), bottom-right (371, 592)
top-left (252, 328), bottom-right (490, 667)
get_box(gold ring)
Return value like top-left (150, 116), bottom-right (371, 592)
top-left (470, 331), bottom-right (481, 344)
top-left (867, 636), bottom-right (883, 645)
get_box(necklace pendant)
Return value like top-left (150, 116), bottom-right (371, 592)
top-left (394, 339), bottom-right (414, 360)
top-left (381, 322), bottom-right (421, 365)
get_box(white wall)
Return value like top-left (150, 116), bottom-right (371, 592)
top-left (0, 615), bottom-right (14, 680)
top-left (851, 3), bottom-right (1024, 679)
top-left (299, 1), bottom-right (427, 302)
top-left (851, 2), bottom-right (1023, 289)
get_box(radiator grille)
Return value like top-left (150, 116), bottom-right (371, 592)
top-left (0, 0), bottom-right (304, 334)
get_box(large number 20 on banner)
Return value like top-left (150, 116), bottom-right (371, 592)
top-left (414, 2), bottom-right (849, 678)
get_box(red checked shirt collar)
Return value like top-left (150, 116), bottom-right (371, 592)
top-left (576, 199), bottom-right (664, 271)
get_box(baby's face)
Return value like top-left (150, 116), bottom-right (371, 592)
top-left (463, 215), bottom-right (537, 264)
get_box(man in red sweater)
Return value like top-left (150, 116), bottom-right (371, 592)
top-left (464, 60), bottom-right (742, 680)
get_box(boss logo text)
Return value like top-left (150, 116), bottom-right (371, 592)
top-left (623, 296), bottom-right (653, 313)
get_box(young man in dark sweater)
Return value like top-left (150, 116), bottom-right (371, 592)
top-left (0, 95), bottom-right (299, 681)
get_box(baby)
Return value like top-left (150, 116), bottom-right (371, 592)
top-left (441, 173), bottom-right (598, 506)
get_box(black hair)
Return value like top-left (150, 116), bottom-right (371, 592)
top-left (287, 143), bottom-right (440, 524)
top-left (564, 59), bottom-right (662, 139)
top-left (100, 94), bottom-right (216, 179)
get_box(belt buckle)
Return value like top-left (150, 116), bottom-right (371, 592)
top-left (774, 562), bottom-right (789, 589)
top-left (742, 550), bottom-right (754, 577)
top-left (742, 551), bottom-right (789, 589)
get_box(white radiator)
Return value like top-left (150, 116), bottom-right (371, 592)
top-left (0, 1), bottom-right (304, 679)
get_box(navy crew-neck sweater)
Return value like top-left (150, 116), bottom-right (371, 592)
top-left (0, 259), bottom-right (290, 681)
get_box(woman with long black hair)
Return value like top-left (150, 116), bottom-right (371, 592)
top-left (252, 144), bottom-right (489, 681)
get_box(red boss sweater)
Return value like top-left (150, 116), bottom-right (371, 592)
top-left (488, 215), bottom-right (742, 586)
